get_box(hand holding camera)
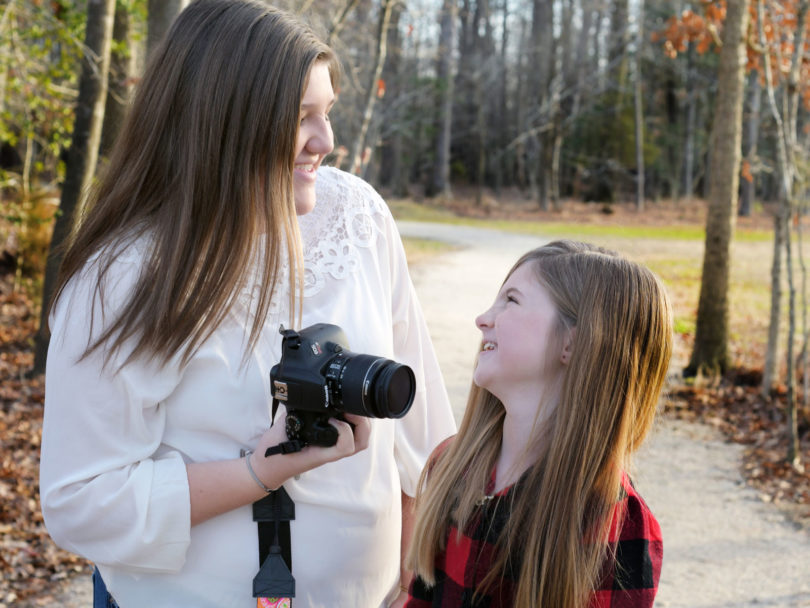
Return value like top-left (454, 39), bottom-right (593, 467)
top-left (246, 324), bottom-right (414, 489)
top-left (270, 324), bottom-right (416, 448)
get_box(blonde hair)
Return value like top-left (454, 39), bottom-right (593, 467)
top-left (409, 240), bottom-right (673, 607)
top-left (50, 0), bottom-right (340, 366)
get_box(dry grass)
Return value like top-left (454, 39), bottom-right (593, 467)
top-left (392, 193), bottom-right (786, 375)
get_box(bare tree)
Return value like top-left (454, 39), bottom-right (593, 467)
top-left (427, 0), bottom-right (457, 197)
top-left (682, 47), bottom-right (698, 200)
top-left (758, 0), bottom-right (808, 469)
top-left (346, 0), bottom-right (396, 177)
top-left (100, 0), bottom-right (136, 157)
top-left (525, 0), bottom-right (553, 209)
top-left (377, 1), bottom-right (406, 195)
top-left (33, 0), bottom-right (117, 373)
top-left (739, 70), bottom-right (761, 217)
top-left (685, 0), bottom-right (750, 377)
top-left (634, 0), bottom-right (645, 211)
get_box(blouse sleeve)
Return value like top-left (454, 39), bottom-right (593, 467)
top-left (39, 250), bottom-right (191, 572)
top-left (591, 474), bottom-right (663, 607)
top-left (380, 203), bottom-right (457, 497)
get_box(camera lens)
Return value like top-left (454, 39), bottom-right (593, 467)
top-left (327, 353), bottom-right (416, 419)
top-left (372, 362), bottom-right (415, 417)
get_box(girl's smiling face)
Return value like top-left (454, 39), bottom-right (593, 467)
top-left (293, 61), bottom-right (335, 215)
top-left (473, 262), bottom-right (569, 409)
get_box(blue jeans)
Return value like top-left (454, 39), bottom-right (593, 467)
top-left (92, 567), bottom-right (120, 608)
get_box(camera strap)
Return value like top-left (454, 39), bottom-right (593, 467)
top-left (252, 487), bottom-right (296, 605)
top-left (264, 440), bottom-right (304, 456)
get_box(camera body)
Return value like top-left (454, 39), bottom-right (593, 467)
top-left (270, 324), bottom-right (416, 447)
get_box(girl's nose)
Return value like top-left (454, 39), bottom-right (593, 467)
top-left (307, 120), bottom-right (334, 155)
top-left (475, 308), bottom-right (493, 329)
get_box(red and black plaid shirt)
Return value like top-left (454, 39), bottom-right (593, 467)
top-left (405, 471), bottom-right (662, 608)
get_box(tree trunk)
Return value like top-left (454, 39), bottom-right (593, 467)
top-left (787, 1), bottom-right (810, 468)
top-left (634, 0), bottom-right (645, 211)
top-left (33, 0), bottom-right (117, 374)
top-left (100, 1), bottom-right (134, 157)
top-left (772, 0), bottom-right (808, 468)
top-left (785, 213), bottom-right (801, 469)
top-left (683, 49), bottom-right (697, 200)
top-left (739, 71), bottom-right (761, 217)
top-left (570, 1), bottom-right (594, 119)
top-left (609, 0), bottom-right (629, 95)
top-left (550, 122), bottom-right (562, 210)
top-left (475, 0), bottom-right (493, 205)
top-left (0, 3), bottom-right (10, 118)
top-left (377, 2), bottom-right (405, 195)
top-left (759, 0), bottom-right (807, 451)
top-left (762, 210), bottom-right (784, 395)
top-left (493, 0), bottom-right (510, 193)
top-left (427, 0), bottom-right (456, 197)
top-left (528, 0), bottom-right (553, 209)
top-left (475, 71), bottom-right (486, 205)
top-left (685, 0), bottom-right (749, 377)
top-left (347, 0), bottom-right (395, 177)
top-left (514, 15), bottom-right (529, 192)
top-left (147, 0), bottom-right (188, 57)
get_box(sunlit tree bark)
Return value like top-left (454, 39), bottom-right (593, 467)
top-left (34, 0), bottom-right (117, 373)
top-left (685, 0), bottom-right (749, 377)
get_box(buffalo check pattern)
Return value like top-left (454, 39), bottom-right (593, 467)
top-left (406, 472), bottom-right (662, 608)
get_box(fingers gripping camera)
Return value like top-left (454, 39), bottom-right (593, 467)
top-left (270, 324), bottom-right (416, 448)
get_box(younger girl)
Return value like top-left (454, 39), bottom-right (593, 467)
top-left (406, 240), bottom-right (672, 608)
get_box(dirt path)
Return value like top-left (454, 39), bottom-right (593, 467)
top-left (398, 220), bottom-right (810, 608)
top-left (36, 221), bottom-right (810, 607)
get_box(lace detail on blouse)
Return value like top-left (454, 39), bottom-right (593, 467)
top-left (232, 167), bottom-right (387, 323)
top-left (298, 166), bottom-right (388, 298)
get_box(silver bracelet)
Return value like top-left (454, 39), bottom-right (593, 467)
top-left (244, 450), bottom-right (272, 493)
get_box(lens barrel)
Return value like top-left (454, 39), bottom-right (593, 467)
top-left (326, 353), bottom-right (415, 419)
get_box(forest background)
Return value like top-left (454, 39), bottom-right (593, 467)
top-left (1, 0), bottom-right (810, 604)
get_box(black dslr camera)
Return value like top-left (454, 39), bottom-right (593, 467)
top-left (270, 324), bottom-right (416, 447)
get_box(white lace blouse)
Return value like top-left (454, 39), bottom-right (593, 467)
top-left (39, 166), bottom-right (456, 607)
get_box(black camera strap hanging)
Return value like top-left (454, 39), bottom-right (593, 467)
top-left (252, 486), bottom-right (296, 605)
top-left (249, 325), bottom-right (301, 605)
top-left (240, 444), bottom-right (296, 605)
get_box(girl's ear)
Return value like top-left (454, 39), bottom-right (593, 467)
top-left (560, 328), bottom-right (575, 365)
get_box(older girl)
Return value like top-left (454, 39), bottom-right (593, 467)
top-left (39, 2), bottom-right (454, 606)
top-left (407, 240), bottom-right (671, 608)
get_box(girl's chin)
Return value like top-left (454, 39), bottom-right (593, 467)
top-left (294, 194), bottom-right (316, 216)
top-left (472, 369), bottom-right (492, 392)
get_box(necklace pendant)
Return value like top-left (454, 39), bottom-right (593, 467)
top-left (476, 494), bottom-right (494, 506)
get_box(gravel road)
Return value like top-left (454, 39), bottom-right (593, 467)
top-left (39, 221), bottom-right (810, 607)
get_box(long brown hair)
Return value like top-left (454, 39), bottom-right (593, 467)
top-left (50, 0), bottom-right (339, 366)
top-left (409, 240), bottom-right (673, 607)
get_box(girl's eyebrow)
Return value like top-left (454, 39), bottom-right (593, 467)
top-left (301, 97), bottom-right (336, 111)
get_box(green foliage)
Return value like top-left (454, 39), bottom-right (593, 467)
top-left (673, 316), bottom-right (696, 335)
top-left (0, 1), bottom-right (87, 191)
top-left (565, 91), bottom-right (661, 202)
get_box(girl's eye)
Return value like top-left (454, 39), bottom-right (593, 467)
top-left (506, 295), bottom-right (517, 304)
